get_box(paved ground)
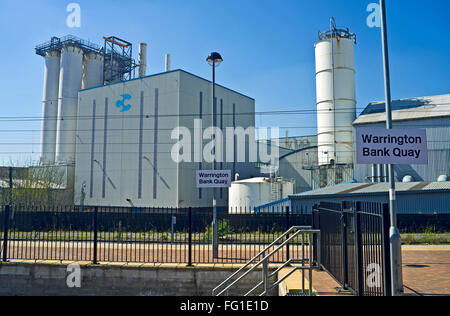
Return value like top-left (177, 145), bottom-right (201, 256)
top-left (4, 241), bottom-right (449, 296)
top-left (308, 247), bottom-right (450, 296)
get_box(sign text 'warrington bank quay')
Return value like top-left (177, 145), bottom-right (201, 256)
top-left (356, 128), bottom-right (428, 165)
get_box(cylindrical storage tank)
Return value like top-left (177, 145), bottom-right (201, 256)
top-left (40, 50), bottom-right (61, 164)
top-left (139, 43), bottom-right (147, 77)
top-left (402, 175), bottom-right (414, 183)
top-left (82, 52), bottom-right (104, 89)
top-left (228, 178), bottom-right (295, 214)
top-left (437, 175), bottom-right (448, 182)
top-left (315, 26), bottom-right (356, 166)
top-left (56, 45), bottom-right (84, 164)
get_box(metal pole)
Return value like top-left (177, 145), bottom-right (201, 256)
top-left (93, 207), bottom-right (98, 264)
top-left (380, 0), bottom-right (403, 296)
top-left (309, 231), bottom-right (313, 296)
top-left (2, 205), bottom-right (10, 262)
top-left (212, 60), bottom-right (218, 259)
top-left (286, 206), bottom-right (290, 262)
top-left (187, 207), bottom-right (193, 267)
top-left (171, 216), bottom-right (175, 244)
top-left (355, 202), bottom-right (364, 296)
top-left (262, 259), bottom-right (268, 296)
top-left (302, 232), bottom-right (305, 294)
top-left (9, 167), bottom-right (13, 205)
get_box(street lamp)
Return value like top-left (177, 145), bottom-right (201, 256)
top-left (379, 0), bottom-right (403, 296)
top-left (206, 52), bottom-right (223, 259)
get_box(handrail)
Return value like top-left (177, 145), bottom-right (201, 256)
top-left (244, 258), bottom-right (308, 296)
top-left (213, 226), bottom-right (319, 296)
top-left (212, 226), bottom-right (310, 296)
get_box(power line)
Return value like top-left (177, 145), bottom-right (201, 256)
top-left (0, 102), bottom-right (449, 122)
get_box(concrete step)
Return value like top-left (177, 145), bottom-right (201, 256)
top-left (278, 267), bottom-right (316, 296)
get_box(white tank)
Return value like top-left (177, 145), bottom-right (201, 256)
top-left (315, 24), bottom-right (356, 166)
top-left (402, 175), bottom-right (414, 183)
top-left (40, 50), bottom-right (61, 164)
top-left (82, 52), bottom-right (104, 89)
top-left (56, 45), bottom-right (84, 164)
top-left (228, 178), bottom-right (295, 214)
top-left (437, 175), bottom-right (448, 182)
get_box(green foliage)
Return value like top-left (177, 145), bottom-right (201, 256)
top-left (1, 162), bottom-right (72, 206)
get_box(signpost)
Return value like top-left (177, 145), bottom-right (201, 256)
top-left (356, 128), bottom-right (428, 165)
top-left (197, 169), bottom-right (231, 259)
top-left (196, 170), bottom-right (232, 189)
top-left (356, 127), bottom-right (428, 295)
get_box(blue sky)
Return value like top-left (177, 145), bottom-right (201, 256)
top-left (0, 0), bottom-right (449, 165)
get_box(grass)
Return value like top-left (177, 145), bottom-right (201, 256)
top-left (4, 230), bottom-right (305, 244)
top-left (6, 229), bottom-right (448, 245)
top-left (401, 233), bottom-right (450, 245)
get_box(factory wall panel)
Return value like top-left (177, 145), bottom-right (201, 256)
top-left (75, 72), bottom-right (181, 207)
top-left (279, 148), bottom-right (317, 193)
top-left (291, 190), bottom-right (450, 215)
top-left (75, 70), bottom-right (256, 208)
top-left (177, 71), bottom-right (258, 208)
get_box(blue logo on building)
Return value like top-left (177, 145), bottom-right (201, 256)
top-left (116, 94), bottom-right (132, 112)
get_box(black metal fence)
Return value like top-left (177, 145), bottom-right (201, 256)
top-left (312, 201), bottom-right (392, 296)
top-left (0, 204), bottom-right (310, 265)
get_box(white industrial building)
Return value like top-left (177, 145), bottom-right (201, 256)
top-left (35, 35), bottom-right (259, 208)
top-left (75, 70), bottom-right (257, 208)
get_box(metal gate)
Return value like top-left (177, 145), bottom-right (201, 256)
top-left (313, 201), bottom-right (392, 296)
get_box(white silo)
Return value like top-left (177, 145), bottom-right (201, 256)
top-left (315, 20), bottom-right (356, 166)
top-left (82, 52), bottom-right (104, 89)
top-left (56, 45), bottom-right (84, 164)
top-left (40, 50), bottom-right (61, 164)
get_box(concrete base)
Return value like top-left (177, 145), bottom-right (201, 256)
top-left (0, 261), bottom-right (278, 296)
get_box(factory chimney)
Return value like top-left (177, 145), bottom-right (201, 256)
top-left (165, 54), bottom-right (171, 72)
top-left (139, 43), bottom-right (147, 77)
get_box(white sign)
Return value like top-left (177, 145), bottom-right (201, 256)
top-left (196, 170), bottom-right (232, 188)
top-left (356, 128), bottom-right (428, 165)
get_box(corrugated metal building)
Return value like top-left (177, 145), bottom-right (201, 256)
top-left (75, 69), bottom-right (259, 208)
top-left (287, 181), bottom-right (450, 215)
top-left (353, 94), bottom-right (450, 183)
top-left (259, 136), bottom-right (318, 193)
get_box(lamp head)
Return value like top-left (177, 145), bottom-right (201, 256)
top-left (206, 52), bottom-right (223, 66)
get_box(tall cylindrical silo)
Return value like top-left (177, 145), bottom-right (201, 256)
top-left (82, 52), bottom-right (104, 89)
top-left (56, 45), bottom-right (84, 164)
top-left (315, 23), bottom-right (356, 166)
top-left (40, 50), bottom-right (61, 164)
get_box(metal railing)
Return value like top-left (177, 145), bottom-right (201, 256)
top-left (0, 204), bottom-right (311, 265)
top-left (213, 226), bottom-right (321, 296)
top-left (312, 201), bottom-right (392, 296)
